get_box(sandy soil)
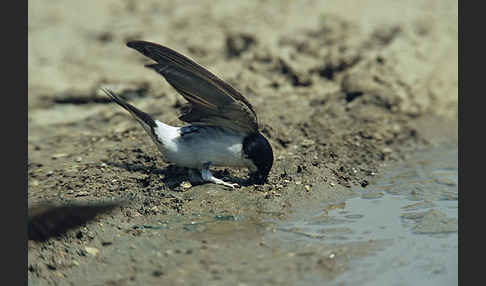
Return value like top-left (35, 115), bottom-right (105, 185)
top-left (28, 0), bottom-right (457, 285)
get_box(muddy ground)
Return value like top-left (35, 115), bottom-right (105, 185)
top-left (28, 0), bottom-right (457, 285)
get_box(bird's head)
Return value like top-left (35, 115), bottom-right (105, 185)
top-left (243, 132), bottom-right (274, 184)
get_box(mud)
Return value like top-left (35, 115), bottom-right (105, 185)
top-left (28, 1), bottom-right (457, 285)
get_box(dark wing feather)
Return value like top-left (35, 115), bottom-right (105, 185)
top-left (126, 41), bottom-right (258, 133)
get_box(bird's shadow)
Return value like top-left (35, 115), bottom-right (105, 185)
top-left (105, 161), bottom-right (254, 189)
top-left (28, 200), bottom-right (123, 242)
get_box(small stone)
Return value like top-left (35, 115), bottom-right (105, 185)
top-left (84, 246), bottom-right (99, 256)
top-left (46, 171), bottom-right (53, 177)
top-left (52, 153), bottom-right (68, 159)
top-left (76, 157), bottom-right (82, 162)
top-left (382, 147), bottom-right (393, 154)
top-left (180, 181), bottom-right (192, 190)
top-left (87, 231), bottom-right (95, 239)
top-left (305, 185), bottom-right (311, 192)
top-left (165, 250), bottom-right (174, 256)
top-left (152, 270), bottom-right (163, 277)
top-left (391, 124), bottom-right (401, 133)
top-left (301, 139), bottom-right (315, 147)
top-left (75, 191), bottom-right (89, 197)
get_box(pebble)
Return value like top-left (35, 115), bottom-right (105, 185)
top-left (180, 181), bottom-right (192, 190)
top-left (165, 250), bottom-right (174, 256)
top-left (52, 153), bottom-right (68, 159)
top-left (152, 270), bottom-right (163, 277)
top-left (84, 246), bottom-right (99, 256)
top-left (300, 139), bottom-right (315, 147)
top-left (87, 231), bottom-right (96, 239)
top-left (75, 157), bottom-right (82, 162)
top-left (46, 171), bottom-right (54, 177)
top-left (305, 185), bottom-right (311, 192)
top-left (75, 191), bottom-right (89, 197)
top-left (391, 124), bottom-right (401, 133)
top-left (382, 147), bottom-right (393, 154)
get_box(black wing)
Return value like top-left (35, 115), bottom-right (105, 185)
top-left (127, 41), bottom-right (258, 134)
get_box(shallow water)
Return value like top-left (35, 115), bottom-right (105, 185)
top-left (274, 144), bottom-right (458, 285)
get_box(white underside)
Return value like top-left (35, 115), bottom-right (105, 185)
top-left (152, 120), bottom-right (255, 171)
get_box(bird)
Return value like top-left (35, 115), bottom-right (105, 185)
top-left (102, 41), bottom-right (273, 188)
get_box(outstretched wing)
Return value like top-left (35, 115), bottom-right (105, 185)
top-left (126, 41), bottom-right (258, 134)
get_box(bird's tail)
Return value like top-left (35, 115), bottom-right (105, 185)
top-left (101, 88), bottom-right (158, 135)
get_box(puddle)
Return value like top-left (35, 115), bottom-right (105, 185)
top-left (273, 144), bottom-right (458, 285)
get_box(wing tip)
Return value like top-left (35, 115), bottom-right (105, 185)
top-left (126, 40), bottom-right (162, 57)
top-left (126, 40), bottom-right (144, 49)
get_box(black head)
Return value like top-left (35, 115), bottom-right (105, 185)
top-left (243, 132), bottom-right (274, 184)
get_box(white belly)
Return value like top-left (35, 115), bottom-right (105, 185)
top-left (153, 122), bottom-right (252, 170)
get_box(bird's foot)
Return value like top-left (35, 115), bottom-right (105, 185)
top-left (201, 164), bottom-right (240, 189)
